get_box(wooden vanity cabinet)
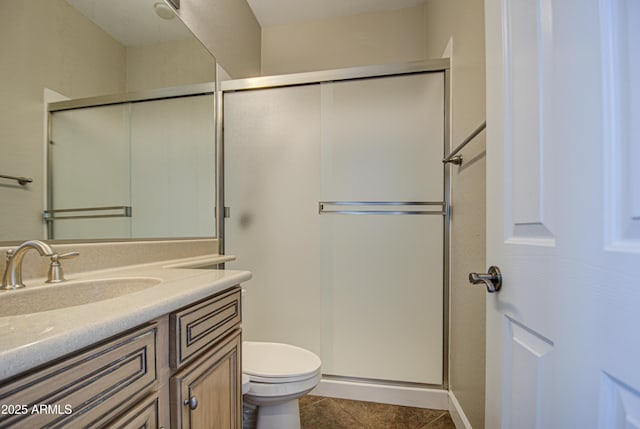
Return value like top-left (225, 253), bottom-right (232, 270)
top-left (0, 285), bottom-right (242, 429)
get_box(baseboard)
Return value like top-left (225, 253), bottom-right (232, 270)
top-left (448, 391), bottom-right (473, 429)
top-left (309, 378), bottom-right (449, 410)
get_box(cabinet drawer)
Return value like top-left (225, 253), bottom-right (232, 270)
top-left (171, 287), bottom-right (241, 368)
top-left (0, 325), bottom-right (157, 428)
top-left (104, 394), bottom-right (159, 429)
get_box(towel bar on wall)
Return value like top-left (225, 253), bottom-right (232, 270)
top-left (0, 174), bottom-right (33, 186)
top-left (442, 121), bottom-right (486, 165)
top-left (318, 201), bottom-right (446, 215)
top-left (43, 206), bottom-right (132, 221)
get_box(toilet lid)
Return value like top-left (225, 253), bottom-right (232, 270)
top-left (243, 342), bottom-right (321, 382)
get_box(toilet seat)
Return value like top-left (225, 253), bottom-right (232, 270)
top-left (242, 373), bottom-right (251, 395)
top-left (243, 341), bottom-right (321, 384)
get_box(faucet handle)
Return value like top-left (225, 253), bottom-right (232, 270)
top-left (46, 252), bottom-right (79, 283)
top-left (55, 252), bottom-right (80, 261)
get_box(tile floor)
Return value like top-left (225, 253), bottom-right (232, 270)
top-left (299, 395), bottom-right (456, 429)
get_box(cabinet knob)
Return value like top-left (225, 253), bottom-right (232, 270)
top-left (184, 396), bottom-right (198, 410)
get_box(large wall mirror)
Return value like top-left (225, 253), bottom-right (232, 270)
top-left (0, 0), bottom-right (216, 243)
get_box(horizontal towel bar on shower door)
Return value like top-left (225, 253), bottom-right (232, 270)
top-left (43, 206), bottom-right (132, 221)
top-left (318, 201), bottom-right (446, 215)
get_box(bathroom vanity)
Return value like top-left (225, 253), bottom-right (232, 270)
top-left (0, 259), bottom-right (250, 428)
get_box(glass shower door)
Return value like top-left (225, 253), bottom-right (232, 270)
top-left (224, 71), bottom-right (446, 385)
top-left (49, 104), bottom-right (132, 239)
top-left (224, 85), bottom-right (324, 355)
top-left (318, 73), bottom-right (445, 384)
top-left (130, 94), bottom-right (216, 238)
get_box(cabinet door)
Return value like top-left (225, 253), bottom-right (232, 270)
top-left (171, 331), bottom-right (241, 429)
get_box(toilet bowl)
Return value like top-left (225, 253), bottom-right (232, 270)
top-left (243, 341), bottom-right (321, 429)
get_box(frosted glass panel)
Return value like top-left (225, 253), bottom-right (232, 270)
top-left (320, 215), bottom-right (443, 383)
top-left (320, 74), bottom-right (444, 201)
top-left (224, 85), bottom-right (323, 355)
top-left (50, 104), bottom-right (131, 239)
top-left (130, 95), bottom-right (215, 238)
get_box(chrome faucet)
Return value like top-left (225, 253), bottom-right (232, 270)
top-left (1, 240), bottom-right (55, 290)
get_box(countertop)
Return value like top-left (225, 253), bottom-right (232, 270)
top-left (0, 254), bottom-right (251, 381)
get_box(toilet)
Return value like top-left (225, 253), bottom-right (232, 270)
top-left (242, 341), bottom-right (321, 429)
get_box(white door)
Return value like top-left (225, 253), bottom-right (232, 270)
top-left (485, 0), bottom-right (640, 427)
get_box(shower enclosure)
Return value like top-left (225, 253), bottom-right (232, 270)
top-left (46, 85), bottom-right (216, 240)
top-left (222, 61), bottom-right (450, 387)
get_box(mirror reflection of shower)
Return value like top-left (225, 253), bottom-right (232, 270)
top-left (47, 88), bottom-right (216, 240)
top-left (0, 0), bottom-right (216, 242)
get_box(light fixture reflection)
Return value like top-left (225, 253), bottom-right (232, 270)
top-left (154, 2), bottom-right (176, 20)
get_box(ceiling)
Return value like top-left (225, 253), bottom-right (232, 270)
top-left (65, 0), bottom-right (427, 47)
top-left (246, 0), bottom-right (427, 27)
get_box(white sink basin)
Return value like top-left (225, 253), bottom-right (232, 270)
top-left (0, 277), bottom-right (162, 316)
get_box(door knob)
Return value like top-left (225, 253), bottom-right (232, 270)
top-left (469, 266), bottom-right (502, 293)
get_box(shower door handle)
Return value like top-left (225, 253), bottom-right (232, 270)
top-left (469, 266), bottom-right (502, 293)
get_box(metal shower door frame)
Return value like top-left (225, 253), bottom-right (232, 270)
top-left (217, 59), bottom-right (452, 389)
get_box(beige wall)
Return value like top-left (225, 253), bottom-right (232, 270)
top-left (0, 0), bottom-right (126, 241)
top-left (261, 5), bottom-right (427, 75)
top-left (174, 0), bottom-right (261, 78)
top-left (423, 1), bottom-right (487, 428)
top-left (125, 38), bottom-right (216, 92)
